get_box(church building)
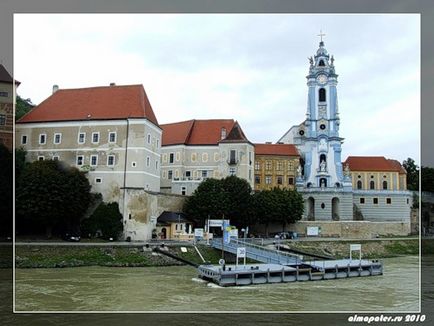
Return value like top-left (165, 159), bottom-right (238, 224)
top-left (278, 37), bottom-right (412, 229)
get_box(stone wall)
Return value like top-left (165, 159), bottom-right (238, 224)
top-left (123, 189), bottom-right (187, 240)
top-left (253, 220), bottom-right (411, 239)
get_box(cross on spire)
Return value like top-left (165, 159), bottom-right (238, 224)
top-left (318, 30), bottom-right (326, 42)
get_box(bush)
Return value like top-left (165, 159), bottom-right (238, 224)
top-left (81, 202), bottom-right (123, 240)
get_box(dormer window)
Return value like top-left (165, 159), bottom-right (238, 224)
top-left (221, 127), bottom-right (227, 140)
top-left (318, 59), bottom-right (325, 66)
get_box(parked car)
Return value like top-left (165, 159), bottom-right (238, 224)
top-left (277, 232), bottom-right (296, 239)
top-left (63, 233), bottom-right (81, 242)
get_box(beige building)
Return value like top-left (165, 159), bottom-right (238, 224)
top-left (15, 84), bottom-right (162, 239)
top-left (160, 119), bottom-right (254, 195)
top-left (254, 143), bottom-right (300, 191)
top-left (0, 64), bottom-right (19, 150)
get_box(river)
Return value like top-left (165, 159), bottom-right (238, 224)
top-left (14, 255), bottom-right (419, 312)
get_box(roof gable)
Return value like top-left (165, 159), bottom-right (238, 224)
top-left (17, 84), bottom-right (159, 126)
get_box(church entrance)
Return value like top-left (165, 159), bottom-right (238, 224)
top-left (307, 197), bottom-right (315, 220)
top-left (332, 197), bottom-right (340, 221)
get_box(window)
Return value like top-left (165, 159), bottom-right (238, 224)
top-left (265, 176), bottom-right (272, 184)
top-left (95, 178), bottom-right (102, 184)
top-left (107, 155), bottom-right (115, 166)
top-left (319, 88), bottom-right (326, 102)
top-left (39, 134), bottom-right (46, 145)
top-left (277, 176), bottom-right (283, 185)
top-left (156, 139), bottom-right (160, 148)
top-left (181, 187), bottom-right (186, 196)
top-left (38, 156), bottom-right (44, 161)
top-left (221, 127), bottom-right (227, 139)
top-left (78, 132), bottom-right (86, 144)
top-left (202, 170), bottom-right (208, 178)
top-left (249, 152), bottom-right (252, 165)
top-left (357, 180), bottom-right (362, 189)
top-left (155, 161), bottom-right (158, 170)
top-left (147, 133), bottom-right (151, 144)
top-left (202, 153), bottom-right (208, 162)
top-left (276, 161), bottom-right (283, 171)
top-left (370, 181), bottom-right (375, 190)
top-left (90, 155), bottom-right (98, 166)
top-left (360, 198), bottom-right (365, 204)
top-left (108, 132), bottom-right (116, 143)
top-left (255, 175), bottom-right (261, 184)
top-left (76, 155), bottom-right (84, 166)
top-left (132, 161), bottom-right (137, 167)
top-left (169, 153), bottom-right (174, 164)
top-left (176, 152), bottom-right (181, 162)
top-left (373, 198), bottom-right (378, 205)
top-left (21, 135), bottom-right (27, 145)
top-left (0, 92), bottom-right (8, 97)
top-left (318, 59), bottom-right (325, 66)
top-left (146, 156), bottom-right (150, 167)
top-left (92, 132), bottom-right (100, 144)
top-left (229, 150), bottom-right (237, 164)
top-left (386, 198), bottom-right (392, 204)
top-left (265, 161), bottom-right (272, 171)
top-left (407, 198), bottom-right (409, 205)
top-left (288, 161), bottom-right (294, 171)
top-left (383, 181), bottom-right (388, 190)
top-left (185, 171), bottom-right (191, 179)
top-left (255, 161), bottom-right (260, 170)
top-left (168, 170), bottom-right (173, 180)
top-left (0, 114), bottom-right (6, 125)
top-left (191, 153), bottom-right (197, 162)
top-left (54, 133), bottom-right (62, 144)
top-left (288, 177), bottom-right (294, 185)
top-left (229, 167), bottom-right (236, 176)
top-left (52, 156), bottom-right (59, 161)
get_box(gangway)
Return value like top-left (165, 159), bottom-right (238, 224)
top-left (210, 238), bottom-right (300, 265)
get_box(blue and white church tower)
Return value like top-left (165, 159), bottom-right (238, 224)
top-left (279, 35), bottom-right (353, 221)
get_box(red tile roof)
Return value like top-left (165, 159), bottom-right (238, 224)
top-left (344, 156), bottom-right (406, 173)
top-left (17, 84), bottom-right (159, 126)
top-left (254, 143), bottom-right (299, 157)
top-left (161, 119), bottom-right (251, 146)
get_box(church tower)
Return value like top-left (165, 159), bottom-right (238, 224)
top-left (279, 33), bottom-right (353, 221)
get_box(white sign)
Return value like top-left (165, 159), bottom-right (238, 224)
top-left (208, 219), bottom-right (230, 227)
top-left (307, 226), bottom-right (319, 236)
top-left (194, 228), bottom-right (204, 237)
top-left (237, 247), bottom-right (246, 258)
top-left (229, 229), bottom-right (238, 238)
top-left (180, 247), bottom-right (187, 253)
top-left (350, 244), bottom-right (361, 251)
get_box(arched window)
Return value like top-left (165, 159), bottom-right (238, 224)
top-left (318, 59), bottom-right (325, 66)
top-left (319, 88), bottom-right (326, 102)
top-left (357, 180), bottom-right (362, 189)
top-left (370, 181), bottom-right (375, 190)
top-left (383, 181), bottom-right (388, 190)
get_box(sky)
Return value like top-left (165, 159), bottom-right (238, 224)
top-left (13, 14), bottom-right (420, 164)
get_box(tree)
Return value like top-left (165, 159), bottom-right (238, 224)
top-left (221, 176), bottom-right (253, 228)
top-left (15, 147), bottom-right (27, 180)
top-left (183, 178), bottom-right (228, 226)
top-left (16, 160), bottom-right (91, 238)
top-left (422, 166), bottom-right (434, 193)
top-left (81, 202), bottom-right (123, 240)
top-left (403, 157), bottom-right (419, 191)
top-left (252, 188), bottom-right (303, 236)
top-left (0, 144), bottom-right (12, 236)
top-left (15, 96), bottom-right (34, 120)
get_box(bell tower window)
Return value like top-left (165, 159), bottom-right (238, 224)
top-left (319, 88), bottom-right (326, 102)
top-left (318, 59), bottom-right (325, 66)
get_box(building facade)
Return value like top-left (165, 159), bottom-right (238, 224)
top-left (279, 40), bottom-right (411, 224)
top-left (0, 64), bottom-right (19, 150)
top-left (254, 143), bottom-right (299, 191)
top-left (15, 84), bottom-right (162, 238)
top-left (160, 119), bottom-right (254, 195)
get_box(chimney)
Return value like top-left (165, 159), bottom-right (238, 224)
top-left (110, 82), bottom-right (116, 86)
top-left (52, 85), bottom-right (59, 94)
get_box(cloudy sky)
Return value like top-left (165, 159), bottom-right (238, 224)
top-left (14, 14), bottom-right (420, 164)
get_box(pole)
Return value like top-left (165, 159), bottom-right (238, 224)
top-left (221, 214), bottom-right (224, 261)
top-left (206, 217), bottom-right (210, 245)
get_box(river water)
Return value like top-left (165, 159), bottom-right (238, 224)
top-left (14, 255), bottom-right (420, 312)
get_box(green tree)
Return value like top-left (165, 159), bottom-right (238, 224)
top-left (221, 175), bottom-right (253, 228)
top-left (0, 144), bottom-right (12, 236)
top-left (403, 157), bottom-right (419, 191)
top-left (15, 96), bottom-right (34, 120)
top-left (183, 178), bottom-right (228, 226)
top-left (421, 166), bottom-right (434, 193)
top-left (16, 160), bottom-right (91, 238)
top-left (81, 202), bottom-right (123, 240)
top-left (15, 147), bottom-right (27, 180)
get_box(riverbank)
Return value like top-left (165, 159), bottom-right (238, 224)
top-left (10, 238), bottom-right (433, 268)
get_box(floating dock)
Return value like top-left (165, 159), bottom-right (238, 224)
top-left (198, 259), bottom-right (383, 287)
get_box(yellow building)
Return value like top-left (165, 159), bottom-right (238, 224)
top-left (254, 143), bottom-right (300, 191)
